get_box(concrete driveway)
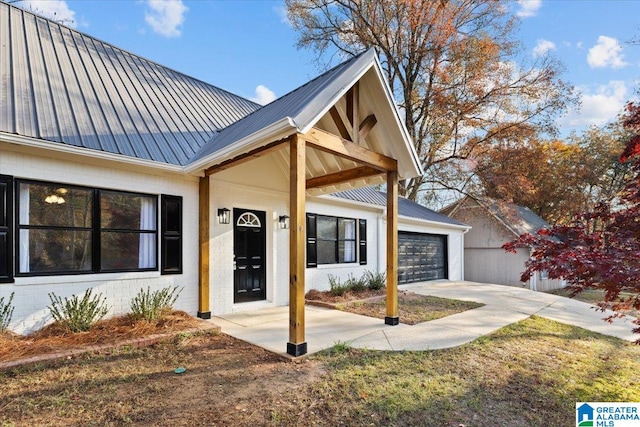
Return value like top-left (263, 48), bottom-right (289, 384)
top-left (212, 281), bottom-right (638, 357)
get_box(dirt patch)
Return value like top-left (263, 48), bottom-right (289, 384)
top-left (0, 311), bottom-right (209, 363)
top-left (306, 289), bottom-right (484, 325)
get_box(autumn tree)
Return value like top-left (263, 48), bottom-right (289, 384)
top-left (286, 0), bottom-right (574, 202)
top-left (472, 118), bottom-right (633, 224)
top-left (504, 102), bottom-right (640, 340)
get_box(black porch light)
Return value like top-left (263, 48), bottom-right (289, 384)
top-left (217, 208), bottom-right (231, 224)
top-left (279, 215), bottom-right (290, 229)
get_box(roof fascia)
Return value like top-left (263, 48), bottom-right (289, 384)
top-left (0, 132), bottom-right (184, 174)
top-left (183, 117), bottom-right (297, 174)
top-left (298, 51), bottom-right (423, 180)
top-left (475, 198), bottom-right (521, 237)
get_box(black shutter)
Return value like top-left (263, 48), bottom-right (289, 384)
top-left (0, 175), bottom-right (13, 283)
top-left (359, 219), bottom-right (367, 265)
top-left (161, 195), bottom-right (182, 275)
top-left (306, 213), bottom-right (317, 268)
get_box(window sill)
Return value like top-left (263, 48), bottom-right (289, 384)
top-left (13, 270), bottom-right (161, 286)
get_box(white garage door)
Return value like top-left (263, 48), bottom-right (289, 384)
top-left (398, 232), bottom-right (447, 284)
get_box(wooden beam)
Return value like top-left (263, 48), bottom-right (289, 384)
top-left (305, 128), bottom-right (397, 172)
top-left (204, 139), bottom-right (288, 176)
top-left (329, 106), bottom-right (352, 141)
top-left (351, 82), bottom-right (360, 144)
top-left (287, 134), bottom-right (307, 357)
top-left (346, 88), bottom-right (354, 126)
top-left (358, 114), bottom-right (377, 141)
top-left (385, 170), bottom-right (399, 325)
top-left (197, 176), bottom-right (211, 319)
top-left (306, 166), bottom-right (382, 190)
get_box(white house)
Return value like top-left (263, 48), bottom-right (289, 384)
top-left (0, 3), bottom-right (467, 355)
top-left (442, 197), bottom-right (565, 292)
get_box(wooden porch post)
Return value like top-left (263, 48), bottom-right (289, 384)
top-left (197, 176), bottom-right (211, 319)
top-left (385, 170), bottom-right (399, 325)
top-left (288, 134), bottom-right (307, 356)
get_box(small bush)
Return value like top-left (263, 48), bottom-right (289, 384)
top-left (328, 275), bottom-right (351, 297)
top-left (345, 274), bottom-right (367, 292)
top-left (48, 288), bottom-right (110, 332)
top-left (364, 270), bottom-right (386, 291)
top-left (130, 286), bottom-right (183, 321)
top-left (0, 291), bottom-right (15, 333)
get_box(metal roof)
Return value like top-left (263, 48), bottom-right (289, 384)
top-left (442, 197), bottom-right (549, 236)
top-left (0, 2), bottom-right (260, 165)
top-left (332, 188), bottom-right (469, 228)
top-left (189, 50), bottom-right (374, 164)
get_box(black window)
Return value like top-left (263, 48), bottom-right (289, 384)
top-left (359, 219), bottom-right (367, 265)
top-left (306, 213), bottom-right (358, 266)
top-left (16, 180), bottom-right (160, 275)
top-left (161, 195), bottom-right (182, 274)
top-left (0, 175), bottom-right (13, 283)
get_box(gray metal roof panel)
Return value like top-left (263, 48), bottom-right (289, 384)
top-left (189, 50), bottom-right (375, 163)
top-left (0, 2), bottom-right (260, 165)
top-left (482, 199), bottom-right (550, 236)
top-left (332, 188), bottom-right (469, 227)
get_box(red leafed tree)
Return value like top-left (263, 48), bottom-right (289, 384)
top-left (504, 102), bottom-right (640, 340)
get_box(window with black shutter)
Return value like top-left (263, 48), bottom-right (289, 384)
top-left (161, 195), bottom-right (182, 275)
top-left (0, 175), bottom-right (13, 283)
top-left (306, 213), bottom-right (317, 268)
top-left (359, 219), bottom-right (367, 265)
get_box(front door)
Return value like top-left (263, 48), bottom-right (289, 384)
top-left (233, 208), bottom-right (266, 303)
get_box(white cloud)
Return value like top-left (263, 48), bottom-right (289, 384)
top-left (561, 81), bottom-right (628, 128)
top-left (250, 85), bottom-right (277, 105)
top-left (144, 0), bottom-right (188, 38)
top-left (516, 0), bottom-right (542, 18)
top-left (587, 36), bottom-right (628, 69)
top-left (274, 5), bottom-right (290, 26)
top-left (532, 39), bottom-right (556, 58)
top-left (16, 0), bottom-right (76, 27)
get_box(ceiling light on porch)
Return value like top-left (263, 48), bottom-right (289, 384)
top-left (217, 208), bottom-right (230, 224)
top-left (44, 194), bottom-right (65, 204)
top-left (279, 215), bottom-right (290, 229)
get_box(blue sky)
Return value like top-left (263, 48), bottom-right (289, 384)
top-left (14, 0), bottom-right (640, 136)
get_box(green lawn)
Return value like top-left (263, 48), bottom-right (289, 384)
top-left (1, 317), bottom-right (638, 426)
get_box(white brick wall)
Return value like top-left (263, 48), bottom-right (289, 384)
top-left (0, 147), bottom-right (199, 334)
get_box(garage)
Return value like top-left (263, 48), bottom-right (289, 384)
top-left (398, 232), bottom-right (448, 284)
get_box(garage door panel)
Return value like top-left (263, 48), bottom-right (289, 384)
top-left (398, 232), bottom-right (447, 284)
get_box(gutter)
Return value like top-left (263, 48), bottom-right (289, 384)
top-left (0, 132), bottom-right (184, 174)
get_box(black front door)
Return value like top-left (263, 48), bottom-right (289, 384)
top-left (233, 208), bottom-right (266, 303)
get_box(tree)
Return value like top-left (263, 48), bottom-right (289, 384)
top-left (504, 102), bottom-right (640, 341)
top-left (286, 0), bottom-right (574, 202)
top-left (472, 118), bottom-right (633, 224)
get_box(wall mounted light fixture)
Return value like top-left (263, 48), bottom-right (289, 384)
top-left (217, 208), bottom-right (230, 224)
top-left (279, 215), bottom-right (290, 229)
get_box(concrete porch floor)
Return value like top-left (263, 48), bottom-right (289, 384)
top-left (211, 281), bottom-right (638, 358)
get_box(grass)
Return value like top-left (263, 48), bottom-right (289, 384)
top-left (1, 316), bottom-right (638, 426)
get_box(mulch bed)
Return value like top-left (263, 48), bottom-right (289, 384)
top-left (0, 311), bottom-right (213, 364)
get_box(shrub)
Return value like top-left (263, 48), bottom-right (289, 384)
top-left (328, 275), bottom-right (350, 297)
top-left (48, 288), bottom-right (110, 332)
top-left (130, 286), bottom-right (183, 321)
top-left (0, 291), bottom-right (15, 333)
top-left (345, 274), bottom-right (367, 292)
top-left (364, 270), bottom-right (386, 291)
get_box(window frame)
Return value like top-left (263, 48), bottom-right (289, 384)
top-left (306, 213), bottom-right (360, 267)
top-left (15, 179), bottom-right (159, 276)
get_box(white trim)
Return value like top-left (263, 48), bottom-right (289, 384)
top-left (0, 132), bottom-right (184, 174)
top-left (184, 117), bottom-right (297, 173)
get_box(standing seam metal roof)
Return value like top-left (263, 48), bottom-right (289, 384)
top-left (331, 187), bottom-right (469, 227)
top-left (0, 2), bottom-right (261, 165)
